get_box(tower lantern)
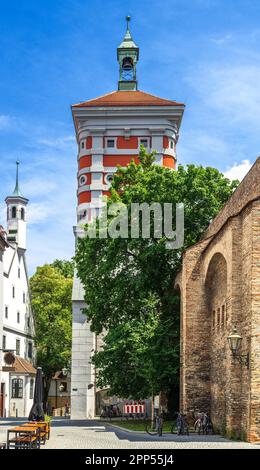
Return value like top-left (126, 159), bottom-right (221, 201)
top-left (5, 161), bottom-right (28, 250)
top-left (117, 16), bottom-right (139, 91)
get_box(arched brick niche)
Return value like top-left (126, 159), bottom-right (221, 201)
top-left (205, 252), bottom-right (228, 433)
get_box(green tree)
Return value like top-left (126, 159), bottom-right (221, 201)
top-left (51, 259), bottom-right (74, 278)
top-left (30, 264), bottom-right (72, 408)
top-left (75, 147), bottom-right (238, 407)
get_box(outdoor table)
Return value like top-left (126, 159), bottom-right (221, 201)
top-left (7, 426), bottom-right (40, 449)
top-left (22, 422), bottom-right (48, 443)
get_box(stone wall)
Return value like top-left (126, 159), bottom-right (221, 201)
top-left (178, 158), bottom-right (260, 442)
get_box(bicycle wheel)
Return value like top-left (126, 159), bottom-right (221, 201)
top-left (145, 422), bottom-right (158, 436)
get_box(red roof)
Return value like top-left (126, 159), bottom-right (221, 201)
top-left (73, 90), bottom-right (184, 108)
top-left (13, 356), bottom-right (36, 375)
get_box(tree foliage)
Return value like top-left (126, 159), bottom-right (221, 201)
top-left (30, 263), bottom-right (73, 406)
top-left (75, 147), bottom-right (238, 401)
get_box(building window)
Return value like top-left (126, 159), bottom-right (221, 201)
top-left (27, 317), bottom-right (30, 328)
top-left (12, 379), bottom-right (23, 399)
top-left (105, 174), bottom-right (114, 185)
top-left (140, 139), bottom-right (148, 148)
top-left (5, 306), bottom-right (8, 319)
top-left (17, 312), bottom-right (20, 324)
top-left (11, 207), bottom-right (17, 218)
top-left (30, 379), bottom-right (34, 399)
top-left (79, 175), bottom-right (87, 186)
top-left (79, 210), bottom-right (87, 221)
top-left (107, 139), bottom-right (115, 148)
top-left (28, 342), bottom-right (33, 359)
top-left (18, 268), bottom-right (20, 278)
top-left (2, 335), bottom-right (6, 350)
top-left (16, 339), bottom-right (20, 355)
top-left (21, 208), bottom-right (25, 220)
top-left (12, 286), bottom-right (15, 298)
top-left (23, 292), bottom-right (26, 303)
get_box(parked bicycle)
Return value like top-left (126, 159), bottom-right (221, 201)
top-left (194, 412), bottom-right (213, 435)
top-left (145, 413), bottom-right (164, 436)
top-left (172, 412), bottom-right (189, 435)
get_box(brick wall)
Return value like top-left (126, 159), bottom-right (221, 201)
top-left (178, 158), bottom-right (260, 442)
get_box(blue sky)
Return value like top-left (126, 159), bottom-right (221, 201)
top-left (0, 0), bottom-right (260, 274)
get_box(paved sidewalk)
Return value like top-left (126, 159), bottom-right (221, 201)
top-left (0, 418), bottom-right (259, 449)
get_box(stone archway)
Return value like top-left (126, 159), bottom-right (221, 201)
top-left (205, 252), bottom-right (228, 433)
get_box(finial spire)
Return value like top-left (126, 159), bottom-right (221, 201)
top-left (126, 15), bottom-right (131, 31)
top-left (12, 160), bottom-right (24, 198)
top-left (15, 160), bottom-right (19, 188)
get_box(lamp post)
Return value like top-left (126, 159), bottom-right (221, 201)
top-left (227, 326), bottom-right (249, 368)
top-left (62, 367), bottom-right (69, 377)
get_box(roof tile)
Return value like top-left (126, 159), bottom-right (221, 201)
top-left (73, 90), bottom-right (184, 108)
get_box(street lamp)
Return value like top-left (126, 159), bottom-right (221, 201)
top-left (62, 367), bottom-right (69, 377)
top-left (227, 326), bottom-right (249, 368)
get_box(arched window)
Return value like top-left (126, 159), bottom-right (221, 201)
top-left (11, 206), bottom-right (17, 218)
top-left (21, 208), bottom-right (25, 220)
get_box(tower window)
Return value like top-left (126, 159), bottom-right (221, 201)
top-left (140, 139), bottom-right (148, 148)
top-left (23, 292), bottom-right (26, 303)
top-left (5, 306), bottom-right (8, 319)
top-left (18, 268), bottom-right (20, 278)
top-left (107, 139), bottom-right (115, 148)
top-left (21, 208), bottom-right (25, 220)
top-left (11, 206), bottom-right (17, 218)
top-left (81, 141), bottom-right (85, 149)
top-left (17, 312), bottom-right (20, 323)
top-left (122, 57), bottom-right (134, 80)
top-left (2, 335), bottom-right (6, 350)
top-left (105, 174), bottom-right (114, 185)
top-left (170, 140), bottom-right (174, 149)
top-left (12, 286), bottom-right (15, 298)
top-left (79, 175), bottom-right (87, 186)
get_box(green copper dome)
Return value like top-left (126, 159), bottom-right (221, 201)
top-left (117, 16), bottom-right (139, 51)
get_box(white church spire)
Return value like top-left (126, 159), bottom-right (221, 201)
top-left (5, 161), bottom-right (29, 250)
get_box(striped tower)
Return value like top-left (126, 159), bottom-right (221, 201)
top-left (70, 17), bottom-right (185, 419)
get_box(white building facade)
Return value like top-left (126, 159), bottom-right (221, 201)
top-left (70, 19), bottom-right (185, 419)
top-left (0, 163), bottom-right (36, 418)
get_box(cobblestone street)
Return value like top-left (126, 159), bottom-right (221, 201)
top-left (0, 418), bottom-right (259, 449)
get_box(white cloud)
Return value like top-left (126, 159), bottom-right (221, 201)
top-left (211, 33), bottom-right (232, 45)
top-left (37, 135), bottom-right (76, 150)
top-left (224, 159), bottom-right (253, 181)
top-left (27, 202), bottom-right (51, 225)
top-left (188, 64), bottom-right (260, 128)
top-left (0, 115), bottom-right (12, 130)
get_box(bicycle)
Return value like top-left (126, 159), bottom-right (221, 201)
top-left (194, 412), bottom-right (214, 435)
top-left (171, 412), bottom-right (189, 435)
top-left (145, 415), bottom-right (163, 436)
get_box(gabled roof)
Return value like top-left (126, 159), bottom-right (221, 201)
top-left (13, 356), bottom-right (36, 375)
top-left (72, 90), bottom-right (185, 108)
